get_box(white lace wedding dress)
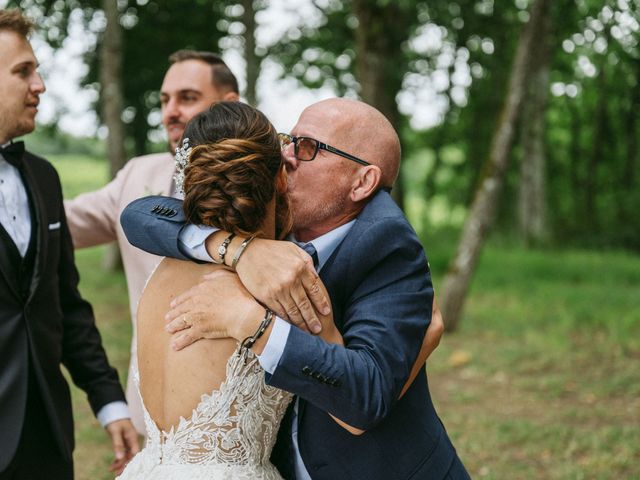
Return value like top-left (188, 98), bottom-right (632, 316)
top-left (117, 349), bottom-right (292, 479)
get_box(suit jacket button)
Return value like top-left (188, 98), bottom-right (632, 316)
top-left (302, 366), bottom-right (312, 376)
top-left (151, 205), bottom-right (160, 213)
top-left (331, 379), bottom-right (341, 387)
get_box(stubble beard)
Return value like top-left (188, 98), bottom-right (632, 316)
top-left (290, 188), bottom-right (347, 236)
top-left (1, 114), bottom-right (35, 143)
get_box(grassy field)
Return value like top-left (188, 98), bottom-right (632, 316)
top-left (51, 156), bottom-right (640, 479)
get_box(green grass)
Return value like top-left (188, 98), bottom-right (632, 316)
top-left (53, 156), bottom-right (640, 479)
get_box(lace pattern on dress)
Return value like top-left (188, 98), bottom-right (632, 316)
top-left (118, 349), bottom-right (292, 479)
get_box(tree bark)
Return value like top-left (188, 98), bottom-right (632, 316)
top-left (567, 98), bottom-right (582, 229)
top-left (518, 4), bottom-right (552, 246)
top-left (440, 0), bottom-right (552, 331)
top-left (426, 131), bottom-right (445, 201)
top-left (586, 53), bottom-right (608, 232)
top-left (352, 0), bottom-right (414, 211)
top-left (241, 0), bottom-right (259, 106)
top-left (623, 59), bottom-right (639, 193)
top-left (100, 0), bottom-right (125, 271)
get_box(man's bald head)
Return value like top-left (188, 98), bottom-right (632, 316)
top-left (304, 98), bottom-right (401, 188)
top-left (285, 98), bottom-right (401, 241)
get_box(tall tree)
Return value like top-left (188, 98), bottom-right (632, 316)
top-left (518, 0), bottom-right (553, 246)
top-left (440, 0), bottom-right (554, 331)
top-left (351, 0), bottom-right (420, 209)
top-left (99, 0), bottom-right (125, 270)
top-left (239, 0), bottom-right (259, 105)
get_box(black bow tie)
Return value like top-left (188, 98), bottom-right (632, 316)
top-left (0, 141), bottom-right (25, 168)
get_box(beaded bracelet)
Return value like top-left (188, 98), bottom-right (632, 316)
top-left (238, 308), bottom-right (274, 363)
top-left (231, 234), bottom-right (257, 269)
top-left (212, 232), bottom-right (235, 265)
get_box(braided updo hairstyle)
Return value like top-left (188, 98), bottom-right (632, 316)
top-left (182, 102), bottom-right (291, 238)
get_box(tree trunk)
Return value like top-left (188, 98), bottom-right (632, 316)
top-left (241, 0), bottom-right (259, 106)
top-left (616, 58), bottom-right (640, 237)
top-left (426, 131), bottom-right (445, 201)
top-left (518, 4), bottom-right (552, 246)
top-left (352, 0), bottom-right (414, 211)
top-left (623, 59), bottom-right (639, 193)
top-left (586, 52), bottom-right (608, 232)
top-left (100, 0), bottom-right (125, 271)
top-left (440, 0), bottom-right (552, 331)
top-left (567, 98), bottom-right (582, 231)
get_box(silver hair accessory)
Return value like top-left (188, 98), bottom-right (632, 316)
top-left (173, 137), bottom-right (192, 196)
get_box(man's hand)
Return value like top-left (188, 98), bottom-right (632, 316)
top-left (231, 238), bottom-right (331, 334)
top-left (105, 418), bottom-right (140, 475)
top-left (165, 269), bottom-right (265, 350)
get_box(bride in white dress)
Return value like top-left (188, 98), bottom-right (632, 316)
top-left (117, 102), bottom-right (342, 479)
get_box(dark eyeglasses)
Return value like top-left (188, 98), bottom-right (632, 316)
top-left (278, 133), bottom-right (371, 166)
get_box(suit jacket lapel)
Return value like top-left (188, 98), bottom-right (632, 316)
top-left (19, 160), bottom-right (47, 301)
top-left (296, 217), bottom-right (363, 427)
top-left (296, 192), bottom-right (388, 426)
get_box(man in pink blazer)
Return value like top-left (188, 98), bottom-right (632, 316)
top-left (64, 50), bottom-right (240, 434)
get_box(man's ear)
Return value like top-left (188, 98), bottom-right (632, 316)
top-left (350, 166), bottom-right (382, 203)
top-left (223, 91), bottom-right (240, 102)
top-left (276, 165), bottom-right (288, 195)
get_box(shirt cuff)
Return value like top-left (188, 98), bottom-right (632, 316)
top-left (96, 401), bottom-right (130, 427)
top-left (257, 317), bottom-right (291, 374)
top-left (178, 223), bottom-right (218, 261)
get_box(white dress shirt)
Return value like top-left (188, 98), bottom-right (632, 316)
top-left (0, 150), bottom-right (129, 427)
top-left (0, 151), bottom-right (32, 256)
top-left (180, 220), bottom-right (355, 479)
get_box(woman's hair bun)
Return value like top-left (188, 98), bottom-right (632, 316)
top-left (181, 102), bottom-right (291, 237)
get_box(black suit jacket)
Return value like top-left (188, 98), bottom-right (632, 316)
top-left (0, 150), bottom-right (125, 471)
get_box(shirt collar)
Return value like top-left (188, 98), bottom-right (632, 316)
top-left (289, 219), bottom-right (356, 271)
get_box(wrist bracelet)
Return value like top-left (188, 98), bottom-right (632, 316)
top-left (212, 233), bottom-right (235, 265)
top-left (238, 308), bottom-right (274, 363)
top-left (231, 234), bottom-right (257, 270)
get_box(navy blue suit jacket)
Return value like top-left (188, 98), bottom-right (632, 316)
top-left (121, 190), bottom-right (467, 479)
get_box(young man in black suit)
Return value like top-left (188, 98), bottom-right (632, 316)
top-left (0, 9), bottom-right (139, 479)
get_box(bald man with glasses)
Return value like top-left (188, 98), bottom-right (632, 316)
top-left (120, 98), bottom-right (469, 480)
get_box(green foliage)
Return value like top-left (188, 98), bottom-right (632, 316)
top-left (13, 0), bottom-right (233, 156)
top-left (544, 0), bottom-right (640, 249)
top-left (266, 1), bottom-right (360, 96)
top-left (11, 0), bottom-right (640, 251)
top-left (86, 0), bottom-right (231, 155)
top-left (50, 154), bottom-right (109, 198)
top-left (25, 126), bottom-right (105, 158)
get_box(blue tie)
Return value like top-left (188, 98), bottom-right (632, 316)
top-left (296, 242), bottom-right (319, 269)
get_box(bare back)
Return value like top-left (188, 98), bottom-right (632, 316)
top-left (137, 258), bottom-right (237, 432)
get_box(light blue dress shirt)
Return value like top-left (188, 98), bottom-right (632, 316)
top-left (179, 220), bottom-right (355, 479)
